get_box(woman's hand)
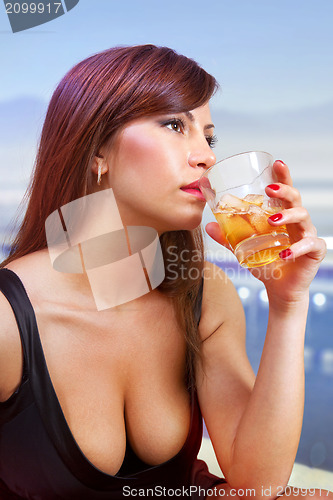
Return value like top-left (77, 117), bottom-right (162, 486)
top-left (205, 160), bottom-right (327, 307)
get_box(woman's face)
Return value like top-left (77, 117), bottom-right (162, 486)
top-left (100, 103), bottom-right (216, 234)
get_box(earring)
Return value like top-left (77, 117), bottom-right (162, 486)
top-left (97, 164), bottom-right (102, 186)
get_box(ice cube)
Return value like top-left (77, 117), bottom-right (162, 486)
top-left (262, 197), bottom-right (281, 211)
top-left (248, 204), bottom-right (263, 216)
top-left (243, 194), bottom-right (264, 206)
top-left (218, 193), bottom-right (250, 212)
top-left (249, 205), bottom-right (269, 233)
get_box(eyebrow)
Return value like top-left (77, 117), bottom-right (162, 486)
top-left (185, 111), bottom-right (215, 131)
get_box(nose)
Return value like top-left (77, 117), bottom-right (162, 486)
top-left (188, 141), bottom-right (216, 171)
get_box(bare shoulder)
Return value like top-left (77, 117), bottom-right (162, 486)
top-left (199, 260), bottom-right (246, 342)
top-left (4, 249), bottom-right (52, 297)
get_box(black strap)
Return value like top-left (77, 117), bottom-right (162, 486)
top-left (0, 268), bottom-right (36, 377)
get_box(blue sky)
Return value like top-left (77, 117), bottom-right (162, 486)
top-left (1, 0), bottom-right (333, 111)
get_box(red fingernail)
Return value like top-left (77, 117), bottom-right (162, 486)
top-left (277, 160), bottom-right (285, 165)
top-left (268, 213), bottom-right (283, 222)
top-left (279, 248), bottom-right (292, 259)
top-left (267, 184), bottom-right (280, 191)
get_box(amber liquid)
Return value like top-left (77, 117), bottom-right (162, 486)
top-left (214, 194), bottom-right (290, 268)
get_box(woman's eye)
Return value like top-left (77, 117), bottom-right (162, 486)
top-left (164, 119), bottom-right (185, 133)
top-left (206, 134), bottom-right (218, 149)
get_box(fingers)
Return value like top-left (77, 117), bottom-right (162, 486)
top-left (268, 160), bottom-right (302, 209)
top-left (280, 236), bottom-right (327, 263)
top-left (265, 182), bottom-right (302, 208)
top-left (272, 160), bottom-right (293, 186)
top-left (267, 207), bottom-right (316, 237)
top-left (205, 222), bottom-right (232, 250)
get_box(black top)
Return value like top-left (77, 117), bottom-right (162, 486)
top-left (0, 268), bottom-right (224, 499)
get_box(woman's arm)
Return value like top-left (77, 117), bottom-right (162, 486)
top-left (196, 264), bottom-right (308, 498)
top-left (198, 161), bottom-right (327, 499)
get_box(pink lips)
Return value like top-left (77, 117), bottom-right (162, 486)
top-left (180, 180), bottom-right (206, 201)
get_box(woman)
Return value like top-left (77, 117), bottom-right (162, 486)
top-left (0, 45), bottom-right (331, 499)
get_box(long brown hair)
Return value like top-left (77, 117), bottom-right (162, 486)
top-left (1, 45), bottom-right (218, 385)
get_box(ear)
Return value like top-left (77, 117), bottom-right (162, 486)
top-left (91, 153), bottom-right (108, 177)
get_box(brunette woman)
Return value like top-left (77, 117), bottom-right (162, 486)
top-left (0, 45), bottom-right (331, 499)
